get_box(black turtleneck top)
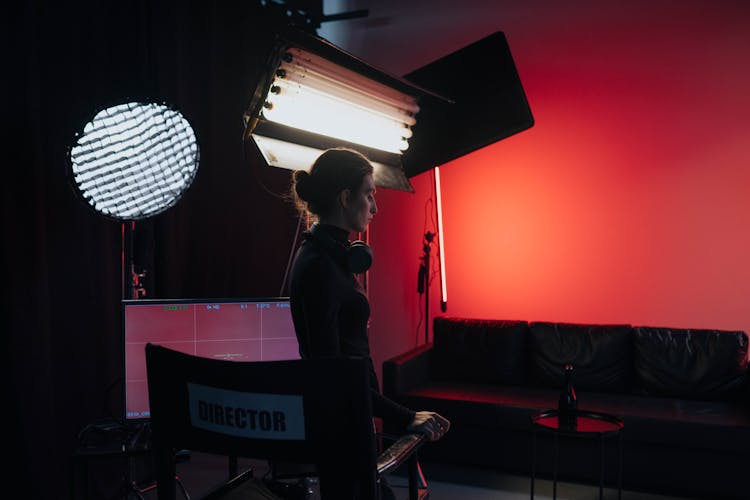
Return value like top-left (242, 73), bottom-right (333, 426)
top-left (289, 224), bottom-right (415, 432)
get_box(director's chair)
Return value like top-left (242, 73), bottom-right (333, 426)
top-left (145, 344), bottom-right (426, 499)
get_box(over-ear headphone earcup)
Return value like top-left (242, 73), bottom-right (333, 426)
top-left (308, 224), bottom-right (372, 274)
top-left (348, 240), bottom-right (372, 274)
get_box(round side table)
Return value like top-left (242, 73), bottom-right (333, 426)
top-left (530, 409), bottom-right (624, 500)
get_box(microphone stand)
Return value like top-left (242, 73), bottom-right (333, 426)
top-left (418, 232), bottom-right (435, 345)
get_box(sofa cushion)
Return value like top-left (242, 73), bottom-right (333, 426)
top-left (395, 382), bottom-right (750, 454)
top-left (633, 327), bottom-right (749, 400)
top-left (394, 380), bottom-right (560, 430)
top-left (529, 322), bottom-right (633, 392)
top-left (432, 317), bottom-right (528, 385)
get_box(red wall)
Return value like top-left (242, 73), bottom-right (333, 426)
top-left (321, 0), bottom-right (750, 380)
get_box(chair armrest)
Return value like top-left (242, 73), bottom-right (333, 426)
top-left (376, 433), bottom-right (425, 477)
top-left (383, 343), bottom-right (433, 399)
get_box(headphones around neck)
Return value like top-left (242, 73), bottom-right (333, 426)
top-left (307, 223), bottom-right (372, 274)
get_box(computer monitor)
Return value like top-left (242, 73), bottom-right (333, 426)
top-left (122, 297), bottom-right (299, 421)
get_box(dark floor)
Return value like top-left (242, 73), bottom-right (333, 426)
top-left (121, 451), bottom-right (694, 500)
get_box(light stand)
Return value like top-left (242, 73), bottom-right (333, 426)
top-left (122, 222), bottom-right (147, 300)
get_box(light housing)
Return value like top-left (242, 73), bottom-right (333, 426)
top-left (243, 28), bottom-right (451, 193)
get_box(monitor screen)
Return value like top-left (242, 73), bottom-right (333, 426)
top-left (122, 297), bottom-right (299, 421)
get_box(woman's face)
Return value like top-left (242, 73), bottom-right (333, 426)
top-left (343, 173), bottom-right (377, 233)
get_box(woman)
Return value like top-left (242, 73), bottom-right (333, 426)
top-left (288, 147), bottom-right (450, 497)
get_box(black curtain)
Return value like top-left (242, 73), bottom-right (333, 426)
top-left (4, 2), bottom-right (314, 498)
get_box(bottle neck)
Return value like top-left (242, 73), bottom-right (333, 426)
top-left (564, 365), bottom-right (573, 386)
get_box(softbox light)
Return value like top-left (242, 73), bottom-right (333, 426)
top-left (69, 102), bottom-right (200, 221)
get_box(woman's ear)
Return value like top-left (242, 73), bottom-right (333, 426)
top-left (338, 188), bottom-right (351, 209)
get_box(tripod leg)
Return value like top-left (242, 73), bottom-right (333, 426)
top-left (176, 474), bottom-right (192, 500)
top-left (416, 460), bottom-right (428, 490)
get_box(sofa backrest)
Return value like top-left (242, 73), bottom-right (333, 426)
top-left (432, 317), bottom-right (528, 386)
top-left (528, 322), bottom-right (633, 393)
top-left (633, 326), bottom-right (749, 400)
top-left (431, 317), bottom-right (749, 401)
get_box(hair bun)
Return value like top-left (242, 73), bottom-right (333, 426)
top-left (294, 170), bottom-right (312, 201)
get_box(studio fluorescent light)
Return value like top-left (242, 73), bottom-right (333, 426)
top-left (243, 28), bottom-right (450, 193)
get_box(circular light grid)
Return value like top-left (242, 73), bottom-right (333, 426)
top-left (70, 102), bottom-right (199, 220)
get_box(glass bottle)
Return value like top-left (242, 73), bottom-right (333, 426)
top-left (558, 364), bottom-right (577, 426)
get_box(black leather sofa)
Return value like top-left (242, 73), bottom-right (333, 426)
top-left (383, 317), bottom-right (750, 499)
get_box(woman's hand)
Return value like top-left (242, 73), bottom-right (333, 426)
top-left (407, 411), bottom-right (451, 441)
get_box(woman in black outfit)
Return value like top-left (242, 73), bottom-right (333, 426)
top-left (288, 148), bottom-right (450, 498)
